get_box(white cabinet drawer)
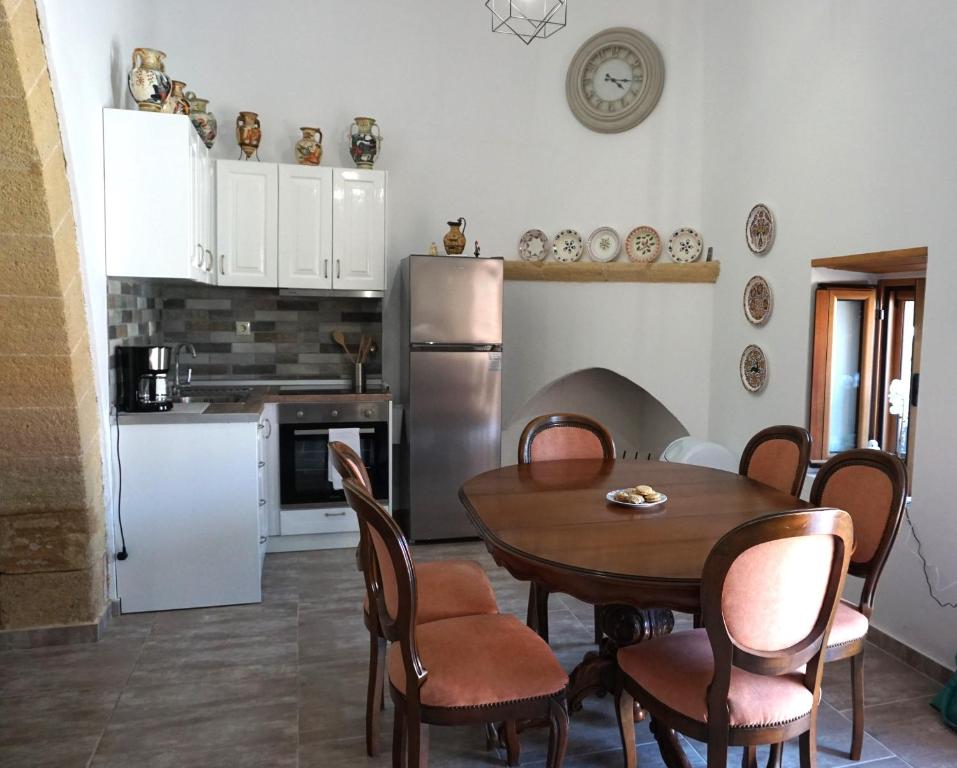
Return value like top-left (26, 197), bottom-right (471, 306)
top-left (280, 506), bottom-right (360, 535)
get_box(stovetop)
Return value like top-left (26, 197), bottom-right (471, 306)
top-left (277, 384), bottom-right (389, 396)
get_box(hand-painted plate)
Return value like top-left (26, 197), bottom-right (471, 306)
top-left (668, 228), bottom-right (703, 263)
top-left (625, 226), bottom-right (662, 263)
top-left (587, 227), bottom-right (621, 262)
top-left (740, 344), bottom-right (768, 393)
top-left (518, 229), bottom-right (550, 262)
top-left (553, 229), bottom-right (584, 262)
top-left (746, 203), bottom-right (775, 254)
top-left (743, 275), bottom-right (773, 325)
top-left (606, 490), bottom-right (669, 509)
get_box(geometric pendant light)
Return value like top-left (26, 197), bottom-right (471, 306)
top-left (485, 1), bottom-right (567, 45)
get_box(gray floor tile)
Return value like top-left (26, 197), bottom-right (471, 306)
top-left (859, 694), bottom-right (957, 768)
top-left (822, 642), bottom-right (941, 712)
top-left (0, 638), bottom-right (143, 697)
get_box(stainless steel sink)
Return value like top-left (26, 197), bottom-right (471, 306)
top-left (174, 387), bottom-right (252, 404)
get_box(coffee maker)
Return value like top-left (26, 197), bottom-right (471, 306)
top-left (115, 345), bottom-right (174, 412)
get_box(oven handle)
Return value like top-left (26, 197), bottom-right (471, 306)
top-left (292, 428), bottom-right (377, 437)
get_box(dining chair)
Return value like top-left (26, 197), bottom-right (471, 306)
top-left (811, 448), bottom-right (908, 760)
top-left (739, 425), bottom-right (812, 497)
top-left (518, 413), bottom-right (616, 644)
top-left (615, 507), bottom-right (853, 768)
top-left (329, 441), bottom-right (503, 759)
top-left (343, 477), bottom-right (570, 768)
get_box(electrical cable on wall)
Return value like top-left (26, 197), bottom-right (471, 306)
top-left (114, 410), bottom-right (128, 560)
top-left (905, 506), bottom-right (956, 608)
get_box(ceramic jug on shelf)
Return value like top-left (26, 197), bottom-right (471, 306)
top-left (185, 91), bottom-right (217, 148)
top-left (161, 80), bottom-right (190, 115)
top-left (236, 111), bottom-right (262, 160)
top-left (443, 217), bottom-right (467, 255)
top-left (349, 116), bottom-right (381, 169)
top-left (295, 126), bottom-right (323, 165)
top-left (127, 47), bottom-right (171, 112)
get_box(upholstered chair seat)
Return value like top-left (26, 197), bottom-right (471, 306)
top-left (363, 559), bottom-right (498, 627)
top-left (388, 613), bottom-right (569, 709)
top-left (826, 601), bottom-right (870, 648)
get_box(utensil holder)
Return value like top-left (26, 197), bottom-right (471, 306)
top-left (354, 362), bottom-right (366, 394)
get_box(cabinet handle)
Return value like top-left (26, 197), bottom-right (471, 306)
top-left (324, 259), bottom-right (329, 279)
top-left (206, 250), bottom-right (213, 272)
top-left (336, 259), bottom-right (341, 279)
top-left (258, 418), bottom-right (272, 438)
top-left (259, 499), bottom-right (267, 507)
top-left (258, 460), bottom-right (266, 469)
top-left (325, 511), bottom-right (347, 517)
top-left (259, 536), bottom-right (267, 544)
top-left (196, 244), bottom-right (203, 267)
top-left (220, 254), bottom-right (226, 275)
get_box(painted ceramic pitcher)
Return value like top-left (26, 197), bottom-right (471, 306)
top-left (349, 116), bottom-right (381, 169)
top-left (161, 80), bottom-right (190, 115)
top-left (295, 127), bottom-right (323, 166)
top-left (185, 91), bottom-right (217, 148)
top-left (443, 217), bottom-right (467, 255)
top-left (128, 47), bottom-right (171, 112)
top-left (236, 111), bottom-right (262, 160)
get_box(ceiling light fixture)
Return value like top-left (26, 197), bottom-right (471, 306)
top-left (485, 0), bottom-right (567, 45)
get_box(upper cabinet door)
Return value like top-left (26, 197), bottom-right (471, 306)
top-left (278, 165), bottom-right (333, 289)
top-left (332, 169), bottom-right (386, 292)
top-left (217, 160), bottom-right (278, 287)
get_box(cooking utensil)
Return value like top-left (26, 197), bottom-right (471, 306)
top-left (332, 330), bottom-right (354, 362)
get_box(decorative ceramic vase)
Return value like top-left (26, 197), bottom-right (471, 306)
top-left (443, 217), bottom-right (467, 255)
top-left (349, 116), bottom-right (381, 169)
top-left (128, 48), bottom-right (171, 112)
top-left (236, 111), bottom-right (262, 160)
top-left (295, 126), bottom-right (323, 165)
top-left (185, 91), bottom-right (217, 148)
top-left (161, 80), bottom-right (190, 115)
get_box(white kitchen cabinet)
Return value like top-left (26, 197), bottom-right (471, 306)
top-left (278, 165), bottom-right (333, 289)
top-left (332, 169), bottom-right (386, 292)
top-left (115, 418), bottom-right (262, 612)
top-left (105, 109), bottom-right (213, 282)
top-left (216, 160), bottom-right (278, 287)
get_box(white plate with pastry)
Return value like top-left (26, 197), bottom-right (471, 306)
top-left (606, 486), bottom-right (668, 509)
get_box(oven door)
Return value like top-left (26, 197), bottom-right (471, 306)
top-left (279, 421), bottom-right (388, 507)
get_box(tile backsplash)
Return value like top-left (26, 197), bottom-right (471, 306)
top-left (107, 280), bottom-right (382, 384)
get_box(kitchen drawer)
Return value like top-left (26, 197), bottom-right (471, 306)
top-left (280, 505), bottom-right (359, 536)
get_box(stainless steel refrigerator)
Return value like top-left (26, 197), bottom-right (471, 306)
top-left (402, 255), bottom-right (503, 540)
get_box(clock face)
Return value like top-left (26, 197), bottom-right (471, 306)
top-left (566, 27), bottom-right (664, 133)
top-left (583, 45), bottom-right (644, 113)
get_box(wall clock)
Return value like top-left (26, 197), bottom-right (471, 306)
top-left (566, 27), bottom-right (665, 133)
top-left (740, 344), bottom-right (768, 393)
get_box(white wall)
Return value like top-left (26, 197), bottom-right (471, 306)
top-left (36, 0), bottom-right (150, 599)
top-left (702, 1), bottom-right (957, 669)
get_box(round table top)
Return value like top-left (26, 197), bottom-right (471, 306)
top-left (460, 459), bottom-right (808, 589)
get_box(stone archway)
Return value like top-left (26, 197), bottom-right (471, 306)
top-left (0, 0), bottom-right (106, 640)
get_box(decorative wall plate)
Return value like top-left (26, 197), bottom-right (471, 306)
top-left (740, 344), bottom-right (768, 393)
top-left (746, 203), bottom-right (775, 254)
top-left (587, 227), bottom-right (621, 262)
top-left (518, 229), bottom-right (550, 262)
top-left (566, 27), bottom-right (665, 134)
top-left (625, 225), bottom-right (661, 262)
top-left (667, 228), bottom-right (703, 263)
top-left (743, 276), bottom-right (773, 325)
top-left (553, 229), bottom-right (584, 262)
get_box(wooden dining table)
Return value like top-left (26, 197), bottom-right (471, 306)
top-left (459, 458), bottom-right (812, 714)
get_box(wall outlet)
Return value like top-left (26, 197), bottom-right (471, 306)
top-left (236, 321), bottom-right (252, 336)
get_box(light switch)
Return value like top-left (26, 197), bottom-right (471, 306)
top-left (236, 321), bottom-right (252, 336)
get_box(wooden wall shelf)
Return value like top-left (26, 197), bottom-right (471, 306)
top-left (504, 260), bottom-right (720, 284)
top-left (811, 247), bottom-right (927, 274)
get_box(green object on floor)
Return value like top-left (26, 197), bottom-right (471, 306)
top-left (931, 654), bottom-right (957, 731)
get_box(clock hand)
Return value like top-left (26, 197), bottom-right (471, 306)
top-left (604, 73), bottom-right (632, 89)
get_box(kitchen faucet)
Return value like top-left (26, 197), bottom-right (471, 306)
top-left (173, 343), bottom-right (197, 394)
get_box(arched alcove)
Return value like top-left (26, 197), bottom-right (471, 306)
top-left (502, 367), bottom-right (689, 462)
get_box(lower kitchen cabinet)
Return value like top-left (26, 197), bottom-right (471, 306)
top-left (115, 418), bottom-right (263, 612)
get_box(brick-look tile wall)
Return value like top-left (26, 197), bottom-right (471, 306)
top-left (0, 0), bottom-right (107, 633)
top-left (106, 279), bottom-right (382, 388)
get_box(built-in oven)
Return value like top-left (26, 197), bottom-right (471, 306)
top-left (278, 401), bottom-right (389, 507)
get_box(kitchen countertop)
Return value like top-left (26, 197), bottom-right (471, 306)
top-left (117, 382), bottom-right (393, 426)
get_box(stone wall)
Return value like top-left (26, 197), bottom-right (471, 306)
top-left (0, 0), bottom-right (106, 636)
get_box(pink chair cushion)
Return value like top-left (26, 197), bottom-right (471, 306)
top-left (530, 426), bottom-right (605, 462)
top-left (388, 614), bottom-right (568, 708)
top-left (618, 629), bottom-right (813, 728)
top-left (818, 464), bottom-right (894, 564)
top-left (746, 438), bottom-right (801, 495)
top-left (364, 559), bottom-right (498, 625)
top-left (826, 600), bottom-right (869, 648)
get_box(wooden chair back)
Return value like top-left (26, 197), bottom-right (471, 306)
top-left (343, 478), bottom-right (428, 693)
top-left (518, 413), bottom-right (616, 464)
top-left (329, 440), bottom-right (372, 490)
top-left (810, 448), bottom-right (907, 617)
top-left (700, 507), bottom-right (853, 731)
top-left (738, 425), bottom-right (811, 497)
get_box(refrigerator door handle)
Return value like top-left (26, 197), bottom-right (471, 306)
top-left (410, 343), bottom-right (500, 353)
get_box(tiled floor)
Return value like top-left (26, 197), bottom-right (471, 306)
top-left (1, 541), bottom-right (955, 767)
